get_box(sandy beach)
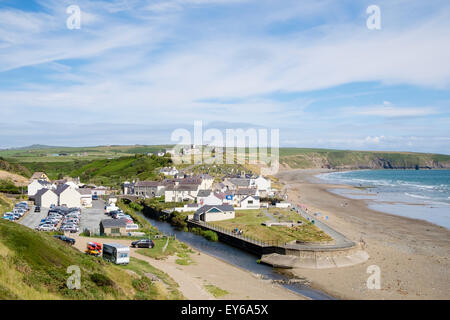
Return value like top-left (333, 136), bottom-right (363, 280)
top-left (276, 168), bottom-right (450, 300)
top-left (73, 235), bottom-right (306, 300)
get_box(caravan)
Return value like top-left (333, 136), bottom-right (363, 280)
top-left (102, 243), bottom-right (130, 265)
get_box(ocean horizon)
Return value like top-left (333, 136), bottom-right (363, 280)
top-left (317, 169), bottom-right (450, 229)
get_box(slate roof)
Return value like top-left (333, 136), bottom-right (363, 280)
top-left (236, 188), bottom-right (257, 195)
top-left (195, 204), bottom-right (234, 215)
top-left (100, 218), bottom-right (128, 228)
top-left (197, 189), bottom-right (211, 197)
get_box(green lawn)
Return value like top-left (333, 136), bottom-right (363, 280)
top-left (210, 208), bottom-right (332, 244)
top-left (137, 237), bottom-right (194, 263)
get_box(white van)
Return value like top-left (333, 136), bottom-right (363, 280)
top-left (102, 243), bottom-right (130, 265)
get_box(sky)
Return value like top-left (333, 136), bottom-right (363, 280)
top-left (0, 0), bottom-right (449, 154)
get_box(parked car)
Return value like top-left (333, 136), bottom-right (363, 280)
top-left (34, 206), bottom-right (41, 212)
top-left (131, 239), bottom-right (155, 248)
top-left (53, 235), bottom-right (76, 245)
top-left (36, 224), bottom-right (56, 231)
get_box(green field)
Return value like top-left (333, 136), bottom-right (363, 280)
top-left (210, 208), bottom-right (332, 243)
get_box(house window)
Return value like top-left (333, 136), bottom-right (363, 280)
top-left (248, 200), bottom-right (253, 204)
top-left (111, 228), bottom-right (120, 234)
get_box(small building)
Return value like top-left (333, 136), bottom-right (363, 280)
top-left (79, 188), bottom-right (93, 208)
top-left (194, 204), bottom-right (235, 222)
top-left (55, 185), bottom-right (81, 208)
top-left (28, 179), bottom-right (53, 197)
top-left (30, 172), bottom-right (50, 183)
top-left (239, 195), bottom-right (260, 209)
top-left (34, 188), bottom-right (58, 208)
top-left (197, 190), bottom-right (223, 206)
top-left (100, 219), bottom-right (128, 236)
top-left (165, 184), bottom-right (200, 202)
top-left (134, 181), bottom-right (166, 198)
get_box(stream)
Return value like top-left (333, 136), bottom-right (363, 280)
top-left (138, 212), bottom-right (336, 300)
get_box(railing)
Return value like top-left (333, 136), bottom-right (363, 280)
top-left (190, 220), bottom-right (286, 247)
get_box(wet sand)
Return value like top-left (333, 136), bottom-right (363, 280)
top-left (276, 168), bottom-right (450, 300)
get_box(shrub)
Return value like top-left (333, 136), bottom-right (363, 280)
top-left (90, 273), bottom-right (114, 287)
top-left (202, 230), bottom-right (218, 242)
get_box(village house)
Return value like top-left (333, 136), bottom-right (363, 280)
top-left (34, 188), bottom-right (58, 208)
top-left (199, 174), bottom-right (214, 190)
top-left (223, 177), bottom-right (250, 191)
top-left (196, 190), bottom-right (223, 206)
top-left (78, 188), bottom-right (93, 208)
top-left (193, 204), bottom-right (235, 222)
top-left (239, 195), bottom-right (261, 209)
top-left (164, 184), bottom-right (200, 202)
top-left (250, 176), bottom-right (272, 196)
top-left (100, 219), bottom-right (128, 236)
top-left (27, 179), bottom-right (54, 197)
top-left (234, 188), bottom-right (259, 206)
top-left (159, 166), bottom-right (179, 176)
top-left (55, 185), bottom-right (81, 208)
top-left (30, 172), bottom-right (50, 183)
top-left (134, 181), bottom-right (166, 198)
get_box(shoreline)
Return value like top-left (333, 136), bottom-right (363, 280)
top-left (276, 168), bottom-right (450, 300)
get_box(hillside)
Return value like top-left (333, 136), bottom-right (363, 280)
top-left (0, 219), bottom-right (182, 300)
top-left (279, 148), bottom-right (450, 170)
top-left (69, 154), bottom-right (172, 186)
top-left (0, 157), bottom-right (30, 177)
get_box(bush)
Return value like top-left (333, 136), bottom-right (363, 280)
top-left (90, 273), bottom-right (114, 287)
top-left (201, 230), bottom-right (218, 242)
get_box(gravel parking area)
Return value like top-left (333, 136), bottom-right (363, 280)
top-left (19, 199), bottom-right (106, 232)
top-left (79, 199), bottom-right (106, 232)
top-left (19, 206), bottom-right (48, 229)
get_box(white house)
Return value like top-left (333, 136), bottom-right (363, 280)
top-left (165, 184), bottom-right (199, 202)
top-left (234, 188), bottom-right (259, 206)
top-left (199, 174), bottom-right (214, 190)
top-left (251, 176), bottom-right (272, 195)
top-left (34, 188), bottom-right (58, 208)
top-left (28, 179), bottom-right (53, 197)
top-left (79, 188), bottom-right (93, 208)
top-left (30, 172), bottom-right (50, 183)
top-left (196, 190), bottom-right (223, 206)
top-left (55, 185), bottom-right (81, 208)
top-left (239, 195), bottom-right (260, 209)
top-left (160, 167), bottom-right (179, 176)
top-left (64, 181), bottom-right (79, 189)
top-left (193, 205), bottom-right (235, 222)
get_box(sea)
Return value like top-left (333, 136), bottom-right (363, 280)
top-left (317, 169), bottom-right (450, 229)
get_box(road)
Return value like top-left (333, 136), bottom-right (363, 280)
top-left (287, 204), bottom-right (356, 250)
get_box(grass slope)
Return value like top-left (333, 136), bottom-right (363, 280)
top-left (70, 154), bottom-right (172, 186)
top-left (0, 219), bottom-right (182, 300)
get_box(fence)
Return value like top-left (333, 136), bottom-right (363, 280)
top-left (194, 220), bottom-right (286, 247)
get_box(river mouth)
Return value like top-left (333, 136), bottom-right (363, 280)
top-left (138, 211), bottom-right (336, 300)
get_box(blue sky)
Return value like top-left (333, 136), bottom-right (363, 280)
top-left (0, 0), bottom-right (449, 153)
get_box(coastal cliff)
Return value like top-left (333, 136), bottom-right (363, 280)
top-left (280, 149), bottom-right (450, 170)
